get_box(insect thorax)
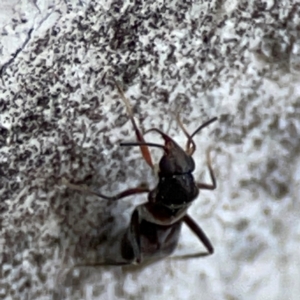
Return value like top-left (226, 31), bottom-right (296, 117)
top-left (151, 173), bottom-right (199, 209)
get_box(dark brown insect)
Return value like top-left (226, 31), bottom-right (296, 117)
top-left (65, 80), bottom-right (217, 266)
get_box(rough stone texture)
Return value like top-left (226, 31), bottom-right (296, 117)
top-left (0, 0), bottom-right (300, 299)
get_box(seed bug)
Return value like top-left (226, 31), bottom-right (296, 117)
top-left (64, 80), bottom-right (217, 266)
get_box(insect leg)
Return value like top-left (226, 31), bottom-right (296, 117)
top-left (62, 178), bottom-right (150, 201)
top-left (183, 214), bottom-right (214, 254)
top-left (94, 186), bottom-right (151, 201)
top-left (171, 214), bottom-right (214, 260)
top-left (197, 148), bottom-right (216, 190)
top-left (114, 79), bottom-right (154, 169)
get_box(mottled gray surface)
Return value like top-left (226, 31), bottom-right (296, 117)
top-left (0, 0), bottom-right (300, 299)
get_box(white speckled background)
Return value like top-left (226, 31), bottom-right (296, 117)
top-left (1, 1), bottom-right (300, 299)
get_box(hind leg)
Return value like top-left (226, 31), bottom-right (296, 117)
top-left (171, 214), bottom-right (214, 260)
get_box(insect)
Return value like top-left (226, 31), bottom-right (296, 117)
top-left (64, 80), bottom-right (217, 266)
